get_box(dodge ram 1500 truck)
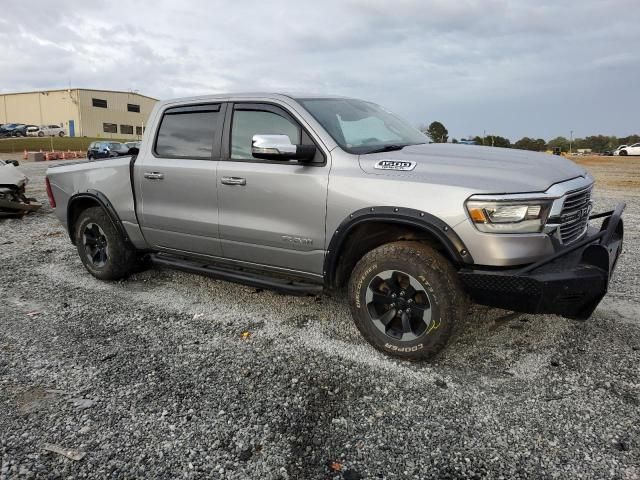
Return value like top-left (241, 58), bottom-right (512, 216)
top-left (45, 93), bottom-right (625, 360)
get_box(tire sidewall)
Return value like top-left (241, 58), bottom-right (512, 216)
top-left (74, 207), bottom-right (133, 280)
top-left (349, 252), bottom-right (452, 359)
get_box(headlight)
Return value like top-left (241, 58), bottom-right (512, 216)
top-left (466, 200), bottom-right (552, 233)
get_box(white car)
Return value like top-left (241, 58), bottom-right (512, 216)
top-left (32, 124), bottom-right (66, 137)
top-left (614, 143), bottom-right (640, 156)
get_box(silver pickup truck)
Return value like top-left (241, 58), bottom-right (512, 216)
top-left (45, 93), bottom-right (625, 360)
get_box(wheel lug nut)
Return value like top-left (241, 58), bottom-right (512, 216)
top-left (400, 291), bottom-right (405, 296)
top-left (406, 308), bottom-right (411, 313)
top-left (391, 293), bottom-right (397, 298)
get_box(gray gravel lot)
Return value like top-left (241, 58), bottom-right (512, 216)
top-left (1, 158), bottom-right (639, 479)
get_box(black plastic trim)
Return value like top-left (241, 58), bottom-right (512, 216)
top-left (459, 204), bottom-right (625, 320)
top-left (66, 191), bottom-right (129, 245)
top-left (152, 254), bottom-right (323, 295)
top-left (324, 206), bottom-right (474, 287)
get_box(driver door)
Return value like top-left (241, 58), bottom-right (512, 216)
top-left (216, 103), bottom-right (329, 277)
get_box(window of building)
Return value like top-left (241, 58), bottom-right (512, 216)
top-left (120, 124), bottom-right (134, 135)
top-left (154, 104), bottom-right (221, 159)
top-left (127, 103), bottom-right (140, 113)
top-left (93, 98), bottom-right (108, 108)
top-left (136, 126), bottom-right (144, 135)
top-left (231, 109), bottom-right (300, 160)
top-left (103, 123), bottom-right (117, 133)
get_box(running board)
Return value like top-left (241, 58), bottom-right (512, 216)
top-left (150, 254), bottom-right (324, 295)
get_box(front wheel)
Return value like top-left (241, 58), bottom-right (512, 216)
top-left (348, 241), bottom-right (467, 360)
top-left (619, 150), bottom-right (628, 156)
top-left (74, 207), bottom-right (137, 280)
top-left (37, 131), bottom-right (44, 137)
top-left (59, 131), bottom-right (65, 137)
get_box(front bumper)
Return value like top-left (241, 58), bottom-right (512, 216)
top-left (459, 203), bottom-right (625, 320)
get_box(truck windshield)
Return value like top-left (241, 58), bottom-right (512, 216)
top-left (298, 98), bottom-right (427, 154)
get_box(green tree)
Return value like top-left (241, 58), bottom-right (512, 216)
top-left (514, 137), bottom-right (546, 151)
top-left (424, 121), bottom-right (448, 143)
top-left (547, 136), bottom-right (570, 152)
top-left (473, 135), bottom-right (511, 148)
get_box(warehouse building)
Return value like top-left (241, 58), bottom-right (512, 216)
top-left (0, 88), bottom-right (158, 139)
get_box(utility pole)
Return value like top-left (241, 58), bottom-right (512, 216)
top-left (569, 130), bottom-right (573, 154)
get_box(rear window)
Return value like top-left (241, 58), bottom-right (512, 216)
top-left (154, 104), bottom-right (221, 159)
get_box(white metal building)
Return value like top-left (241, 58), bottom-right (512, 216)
top-left (0, 88), bottom-right (158, 139)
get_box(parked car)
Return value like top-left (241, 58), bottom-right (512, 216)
top-left (614, 143), bottom-right (640, 156)
top-left (34, 124), bottom-right (66, 137)
top-left (86, 141), bottom-right (130, 160)
top-left (125, 141), bottom-right (141, 150)
top-left (10, 124), bottom-right (38, 137)
top-left (0, 123), bottom-right (21, 137)
top-left (45, 93), bottom-right (625, 361)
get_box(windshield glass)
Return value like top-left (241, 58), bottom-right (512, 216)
top-left (297, 98), bottom-right (427, 154)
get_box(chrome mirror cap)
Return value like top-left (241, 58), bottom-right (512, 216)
top-left (251, 134), bottom-right (297, 157)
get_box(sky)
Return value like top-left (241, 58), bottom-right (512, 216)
top-left (1, 0), bottom-right (639, 141)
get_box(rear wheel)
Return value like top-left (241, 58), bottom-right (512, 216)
top-left (348, 241), bottom-right (467, 360)
top-left (74, 207), bottom-right (136, 280)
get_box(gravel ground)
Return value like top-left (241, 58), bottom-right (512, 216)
top-left (1, 157), bottom-right (639, 479)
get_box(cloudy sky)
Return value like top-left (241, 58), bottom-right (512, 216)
top-left (1, 0), bottom-right (638, 140)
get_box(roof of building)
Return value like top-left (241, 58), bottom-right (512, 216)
top-left (0, 88), bottom-right (158, 101)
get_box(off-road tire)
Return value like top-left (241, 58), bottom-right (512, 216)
top-left (74, 207), bottom-right (136, 280)
top-left (348, 241), bottom-right (467, 361)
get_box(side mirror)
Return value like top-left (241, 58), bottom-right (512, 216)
top-left (251, 134), bottom-right (316, 161)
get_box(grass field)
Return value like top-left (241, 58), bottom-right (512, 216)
top-left (0, 136), bottom-right (134, 153)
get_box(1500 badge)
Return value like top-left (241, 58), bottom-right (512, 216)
top-left (374, 160), bottom-right (417, 171)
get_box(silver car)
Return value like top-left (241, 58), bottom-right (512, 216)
top-left (45, 93), bottom-right (625, 360)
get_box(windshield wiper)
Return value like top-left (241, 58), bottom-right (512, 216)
top-left (364, 144), bottom-right (407, 154)
top-left (364, 143), bottom-right (425, 154)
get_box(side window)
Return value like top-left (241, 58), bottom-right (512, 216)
top-left (231, 109), bottom-right (300, 160)
top-left (155, 104), bottom-right (221, 159)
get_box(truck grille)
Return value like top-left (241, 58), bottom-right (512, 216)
top-left (559, 186), bottom-right (592, 244)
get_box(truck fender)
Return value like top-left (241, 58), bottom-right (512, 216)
top-left (66, 190), bottom-right (129, 245)
top-left (323, 206), bottom-right (473, 287)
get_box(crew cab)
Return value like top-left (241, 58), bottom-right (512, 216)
top-left (45, 93), bottom-right (625, 360)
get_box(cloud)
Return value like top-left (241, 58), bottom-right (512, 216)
top-left (0, 0), bottom-right (638, 140)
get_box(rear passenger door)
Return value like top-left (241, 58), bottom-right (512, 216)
top-left (216, 103), bottom-right (329, 277)
top-left (135, 103), bottom-right (226, 257)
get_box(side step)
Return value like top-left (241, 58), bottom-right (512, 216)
top-left (150, 254), bottom-right (324, 295)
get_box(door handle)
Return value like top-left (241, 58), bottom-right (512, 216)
top-left (144, 172), bottom-right (164, 180)
top-left (221, 176), bottom-right (247, 186)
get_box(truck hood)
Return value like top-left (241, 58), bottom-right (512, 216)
top-left (358, 143), bottom-right (589, 193)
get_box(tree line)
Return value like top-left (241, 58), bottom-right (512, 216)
top-left (421, 121), bottom-right (640, 153)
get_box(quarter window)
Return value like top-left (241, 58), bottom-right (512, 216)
top-left (231, 110), bottom-right (300, 160)
top-left (155, 104), bottom-right (221, 159)
top-left (103, 123), bottom-right (117, 133)
top-left (93, 98), bottom-right (108, 108)
top-left (120, 124), bottom-right (134, 135)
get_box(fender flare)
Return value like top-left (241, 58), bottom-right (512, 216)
top-left (66, 190), bottom-right (129, 244)
top-left (323, 206), bottom-right (473, 287)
